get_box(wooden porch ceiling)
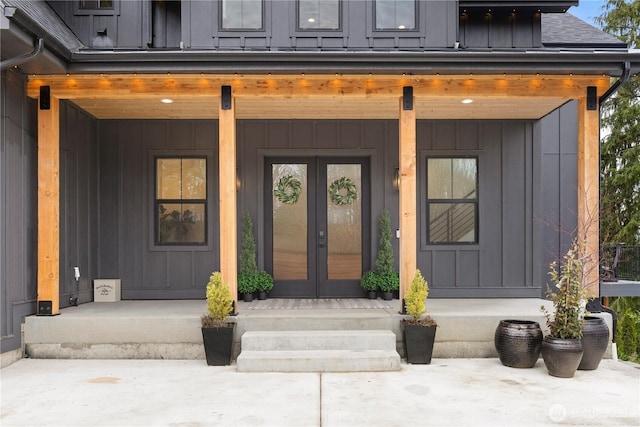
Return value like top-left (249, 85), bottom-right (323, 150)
top-left (27, 74), bottom-right (610, 120)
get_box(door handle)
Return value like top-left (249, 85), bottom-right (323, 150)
top-left (318, 230), bottom-right (326, 248)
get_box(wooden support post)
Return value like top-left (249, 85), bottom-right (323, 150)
top-left (219, 88), bottom-right (238, 311)
top-left (37, 95), bottom-right (60, 315)
top-left (578, 96), bottom-right (600, 298)
top-left (398, 96), bottom-right (417, 302)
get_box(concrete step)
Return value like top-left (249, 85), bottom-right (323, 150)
top-left (237, 349), bottom-right (401, 372)
top-left (236, 330), bottom-right (401, 372)
top-left (240, 330), bottom-right (396, 351)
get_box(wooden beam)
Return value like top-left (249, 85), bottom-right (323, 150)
top-left (577, 96), bottom-right (600, 298)
top-left (219, 90), bottom-right (238, 311)
top-left (399, 96), bottom-right (417, 302)
top-left (27, 74), bottom-right (611, 100)
top-left (37, 95), bottom-right (60, 315)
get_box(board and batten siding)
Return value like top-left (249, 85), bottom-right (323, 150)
top-left (97, 120), bottom-right (219, 299)
top-left (0, 70), bottom-right (38, 354)
top-left (417, 105), bottom-right (577, 298)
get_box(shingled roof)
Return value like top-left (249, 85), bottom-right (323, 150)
top-left (542, 12), bottom-right (626, 48)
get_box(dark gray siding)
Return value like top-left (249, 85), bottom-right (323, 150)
top-left (49, 0), bottom-right (457, 50)
top-left (417, 111), bottom-right (576, 298)
top-left (459, 10), bottom-right (542, 48)
top-left (1, 69), bottom-right (37, 354)
top-left (97, 120), bottom-right (219, 299)
top-left (536, 101), bottom-right (579, 291)
top-left (59, 101), bottom-right (100, 307)
top-left (47, 0), bottom-right (151, 48)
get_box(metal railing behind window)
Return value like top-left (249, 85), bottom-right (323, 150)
top-left (601, 245), bottom-right (640, 281)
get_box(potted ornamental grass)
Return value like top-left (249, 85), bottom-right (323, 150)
top-left (402, 269), bottom-right (437, 364)
top-left (540, 238), bottom-right (588, 378)
top-left (201, 271), bottom-right (235, 366)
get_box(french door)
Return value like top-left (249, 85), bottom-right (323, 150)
top-left (265, 157), bottom-right (370, 297)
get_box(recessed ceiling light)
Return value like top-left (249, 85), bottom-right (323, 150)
top-left (461, 99), bottom-right (474, 104)
top-left (161, 98), bottom-right (174, 104)
top-left (398, 24), bottom-right (406, 29)
top-left (307, 18), bottom-right (315, 23)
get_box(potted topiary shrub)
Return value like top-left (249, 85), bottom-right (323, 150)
top-left (255, 270), bottom-right (273, 300)
top-left (402, 269), bottom-right (437, 364)
top-left (540, 238), bottom-right (588, 378)
top-left (201, 271), bottom-right (235, 366)
top-left (238, 211), bottom-right (273, 301)
top-left (360, 270), bottom-right (380, 299)
top-left (374, 209), bottom-right (398, 300)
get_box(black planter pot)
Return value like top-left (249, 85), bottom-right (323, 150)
top-left (541, 336), bottom-right (583, 378)
top-left (242, 292), bottom-right (254, 302)
top-left (258, 291), bottom-right (268, 300)
top-left (403, 323), bottom-right (437, 364)
top-left (382, 291), bottom-right (393, 301)
top-left (494, 320), bottom-right (543, 368)
top-left (201, 324), bottom-right (235, 366)
top-left (578, 316), bottom-right (610, 370)
top-left (367, 290), bottom-right (377, 299)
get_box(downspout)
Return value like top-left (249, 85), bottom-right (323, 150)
top-left (588, 61), bottom-right (631, 362)
top-left (0, 37), bottom-right (44, 70)
top-left (599, 61), bottom-right (631, 104)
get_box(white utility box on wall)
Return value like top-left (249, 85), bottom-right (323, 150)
top-left (93, 279), bottom-right (121, 302)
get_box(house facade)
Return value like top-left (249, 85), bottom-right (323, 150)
top-left (2, 0), bottom-right (639, 356)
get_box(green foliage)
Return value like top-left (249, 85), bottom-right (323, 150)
top-left (237, 272), bottom-right (258, 294)
top-left (375, 210), bottom-right (395, 275)
top-left (378, 271), bottom-right (399, 292)
top-left (596, 1), bottom-right (640, 245)
top-left (202, 272), bottom-right (233, 328)
top-left (541, 239), bottom-right (588, 339)
top-left (239, 211), bottom-right (258, 276)
top-left (610, 297), bottom-right (640, 363)
top-left (255, 270), bottom-right (274, 292)
top-left (360, 270), bottom-right (381, 292)
top-left (405, 270), bottom-right (428, 321)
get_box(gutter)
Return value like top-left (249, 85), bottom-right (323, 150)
top-left (0, 37), bottom-right (43, 70)
top-left (599, 61), bottom-right (631, 104)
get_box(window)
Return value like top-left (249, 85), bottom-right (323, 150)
top-left (222, 0), bottom-right (263, 30)
top-left (298, 0), bottom-right (340, 30)
top-left (426, 158), bottom-right (477, 244)
top-left (80, 0), bottom-right (113, 9)
top-left (375, 0), bottom-right (416, 30)
top-left (155, 157), bottom-right (207, 245)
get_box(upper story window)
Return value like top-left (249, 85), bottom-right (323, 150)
top-left (426, 157), bottom-right (478, 244)
top-left (75, 0), bottom-right (119, 16)
top-left (298, 0), bottom-right (341, 30)
top-left (375, 0), bottom-right (416, 30)
top-left (80, 0), bottom-right (113, 9)
top-left (222, 0), bottom-right (264, 30)
top-left (156, 157), bottom-right (207, 245)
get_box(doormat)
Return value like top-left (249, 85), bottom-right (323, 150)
top-left (242, 298), bottom-right (395, 310)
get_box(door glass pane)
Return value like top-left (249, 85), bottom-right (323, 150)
top-left (327, 164), bottom-right (361, 279)
top-left (272, 164), bottom-right (308, 280)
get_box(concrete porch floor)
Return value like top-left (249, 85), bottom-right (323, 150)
top-left (23, 298), bottom-right (615, 361)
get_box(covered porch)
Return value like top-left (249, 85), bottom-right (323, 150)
top-left (28, 73), bottom-right (607, 314)
top-left (22, 298), bottom-right (613, 363)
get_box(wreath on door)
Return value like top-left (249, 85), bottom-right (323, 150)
top-left (274, 174), bottom-right (302, 204)
top-left (329, 176), bottom-right (358, 205)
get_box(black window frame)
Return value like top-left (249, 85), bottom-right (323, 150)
top-left (373, 0), bottom-right (418, 31)
top-left (425, 156), bottom-right (479, 245)
top-left (220, 0), bottom-right (265, 31)
top-left (75, 0), bottom-right (120, 16)
top-left (296, 0), bottom-right (342, 31)
top-left (154, 156), bottom-right (208, 247)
